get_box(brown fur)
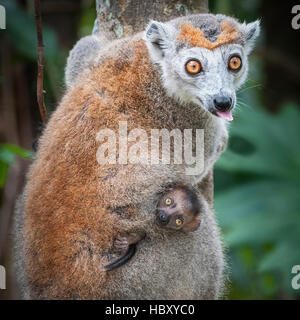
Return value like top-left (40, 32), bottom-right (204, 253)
top-left (178, 20), bottom-right (241, 50)
top-left (19, 35), bottom-right (225, 299)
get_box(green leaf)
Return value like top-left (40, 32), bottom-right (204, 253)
top-left (0, 144), bottom-right (33, 159)
top-left (3, 0), bottom-right (59, 60)
top-left (216, 105), bottom-right (300, 179)
top-left (0, 161), bottom-right (9, 188)
top-left (216, 180), bottom-right (300, 228)
top-left (259, 242), bottom-right (300, 273)
top-left (0, 148), bottom-right (15, 164)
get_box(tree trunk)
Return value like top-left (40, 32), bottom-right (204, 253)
top-left (94, 0), bottom-right (214, 211)
top-left (94, 0), bottom-right (208, 38)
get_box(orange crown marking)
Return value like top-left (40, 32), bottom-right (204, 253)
top-left (178, 20), bottom-right (241, 50)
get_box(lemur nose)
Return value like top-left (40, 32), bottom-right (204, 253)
top-left (213, 96), bottom-right (232, 111)
top-left (156, 210), bottom-right (170, 225)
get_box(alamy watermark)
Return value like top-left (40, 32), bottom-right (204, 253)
top-left (291, 265), bottom-right (300, 290)
top-left (96, 121), bottom-right (204, 176)
top-left (0, 5), bottom-right (5, 30)
top-left (0, 265), bottom-right (5, 290)
top-left (291, 5), bottom-right (300, 30)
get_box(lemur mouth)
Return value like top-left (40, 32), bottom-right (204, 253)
top-left (196, 97), bottom-right (233, 121)
top-left (216, 110), bottom-right (233, 121)
top-left (210, 109), bottom-right (233, 121)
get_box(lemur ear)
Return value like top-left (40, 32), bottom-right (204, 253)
top-left (145, 21), bottom-right (172, 58)
top-left (242, 20), bottom-right (261, 54)
top-left (183, 220), bottom-right (200, 232)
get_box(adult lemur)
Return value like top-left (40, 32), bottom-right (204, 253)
top-left (13, 13), bottom-right (259, 299)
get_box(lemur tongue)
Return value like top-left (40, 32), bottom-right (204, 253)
top-left (216, 110), bottom-right (233, 121)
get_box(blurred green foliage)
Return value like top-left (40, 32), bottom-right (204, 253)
top-left (210, 0), bottom-right (300, 300)
top-left (215, 102), bottom-right (300, 299)
top-left (1, 0), bottom-right (300, 300)
top-left (2, 0), bottom-right (58, 60)
top-left (0, 144), bottom-right (32, 189)
top-left (1, 0), bottom-right (71, 111)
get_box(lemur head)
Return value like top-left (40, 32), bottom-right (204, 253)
top-left (156, 184), bottom-right (202, 232)
top-left (144, 14), bottom-right (260, 121)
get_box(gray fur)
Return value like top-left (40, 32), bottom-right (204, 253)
top-left (12, 193), bottom-right (29, 299)
top-left (65, 35), bottom-right (108, 89)
top-left (144, 14), bottom-right (260, 114)
top-left (101, 197), bottom-right (226, 299)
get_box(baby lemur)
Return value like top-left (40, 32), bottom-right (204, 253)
top-left (156, 184), bottom-right (202, 232)
top-left (104, 184), bottom-right (202, 271)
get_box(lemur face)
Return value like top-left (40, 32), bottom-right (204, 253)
top-left (156, 186), bottom-right (201, 232)
top-left (145, 14), bottom-right (260, 121)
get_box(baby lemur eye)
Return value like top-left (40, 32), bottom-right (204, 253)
top-left (175, 218), bottom-right (183, 226)
top-left (165, 198), bottom-right (172, 206)
top-left (228, 55), bottom-right (242, 72)
top-left (185, 59), bottom-right (202, 75)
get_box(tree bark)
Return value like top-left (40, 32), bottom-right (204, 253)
top-left (94, 0), bottom-right (208, 38)
top-left (34, 0), bottom-right (48, 124)
top-left (94, 0), bottom-right (214, 211)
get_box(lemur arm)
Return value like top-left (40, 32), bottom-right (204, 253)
top-left (103, 233), bottom-right (146, 271)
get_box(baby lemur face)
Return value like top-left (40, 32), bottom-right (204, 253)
top-left (156, 186), bottom-right (201, 232)
top-left (145, 14), bottom-right (260, 121)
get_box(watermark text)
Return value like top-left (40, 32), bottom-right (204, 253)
top-left (0, 265), bottom-right (5, 290)
top-left (96, 121), bottom-right (204, 176)
top-left (292, 5), bottom-right (300, 30)
top-left (291, 265), bottom-right (300, 290)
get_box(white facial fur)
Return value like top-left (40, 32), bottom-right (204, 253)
top-left (160, 44), bottom-right (248, 112)
top-left (144, 14), bottom-right (260, 120)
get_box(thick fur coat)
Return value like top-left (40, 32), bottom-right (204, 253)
top-left (13, 13), bottom-right (260, 299)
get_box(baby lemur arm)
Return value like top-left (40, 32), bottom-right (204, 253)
top-left (103, 244), bottom-right (137, 271)
top-left (103, 233), bottom-right (145, 271)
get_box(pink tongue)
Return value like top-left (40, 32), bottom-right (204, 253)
top-left (216, 110), bottom-right (233, 121)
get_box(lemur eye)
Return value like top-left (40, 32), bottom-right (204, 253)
top-left (165, 198), bottom-right (172, 206)
top-left (175, 218), bottom-right (183, 226)
top-left (185, 59), bottom-right (202, 75)
top-left (228, 55), bottom-right (242, 71)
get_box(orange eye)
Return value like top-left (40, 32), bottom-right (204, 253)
top-left (185, 59), bottom-right (202, 75)
top-left (176, 218), bottom-right (183, 226)
top-left (165, 198), bottom-right (172, 206)
top-left (228, 56), bottom-right (242, 71)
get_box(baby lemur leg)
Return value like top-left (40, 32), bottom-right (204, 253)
top-left (103, 232), bottom-right (146, 271)
top-left (114, 233), bottom-right (145, 252)
top-left (110, 183), bottom-right (204, 271)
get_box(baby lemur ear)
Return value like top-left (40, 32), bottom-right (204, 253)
top-left (242, 20), bottom-right (261, 54)
top-left (183, 219), bottom-right (201, 232)
top-left (145, 20), bottom-right (173, 59)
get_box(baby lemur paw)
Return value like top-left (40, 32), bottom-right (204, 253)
top-left (114, 235), bottom-right (129, 252)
